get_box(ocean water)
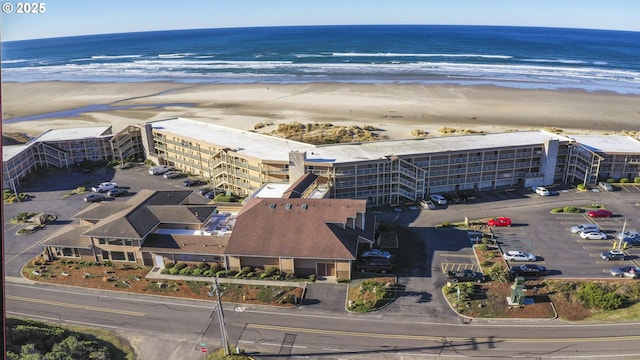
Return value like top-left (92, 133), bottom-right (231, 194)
top-left (2, 25), bottom-right (640, 93)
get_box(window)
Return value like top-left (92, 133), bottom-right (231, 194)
top-left (98, 238), bottom-right (106, 245)
top-left (110, 251), bottom-right (126, 261)
top-left (127, 252), bottom-right (135, 262)
top-left (55, 247), bottom-right (79, 258)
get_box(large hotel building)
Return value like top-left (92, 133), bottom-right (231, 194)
top-left (4, 117), bottom-right (640, 204)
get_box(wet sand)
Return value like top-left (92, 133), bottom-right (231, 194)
top-left (2, 81), bottom-right (639, 139)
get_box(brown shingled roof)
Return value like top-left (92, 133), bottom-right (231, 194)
top-left (226, 198), bottom-right (369, 259)
top-left (142, 234), bottom-right (229, 255)
top-left (42, 225), bottom-right (92, 248)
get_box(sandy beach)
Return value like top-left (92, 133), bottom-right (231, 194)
top-left (2, 82), bottom-right (639, 140)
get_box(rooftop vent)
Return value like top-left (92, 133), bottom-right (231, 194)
top-left (269, 203), bottom-right (276, 209)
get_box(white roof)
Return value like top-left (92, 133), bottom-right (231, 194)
top-left (567, 135), bottom-right (640, 154)
top-left (252, 183), bottom-right (291, 198)
top-left (2, 144), bottom-right (32, 162)
top-left (151, 118), bottom-right (571, 163)
top-left (35, 126), bottom-right (112, 142)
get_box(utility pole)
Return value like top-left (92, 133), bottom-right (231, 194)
top-left (208, 277), bottom-right (230, 356)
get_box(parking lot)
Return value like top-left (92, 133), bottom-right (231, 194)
top-left (3, 164), bottom-right (213, 277)
top-left (402, 185), bottom-right (640, 281)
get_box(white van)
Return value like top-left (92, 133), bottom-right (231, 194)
top-left (570, 223), bottom-right (599, 234)
top-left (598, 182), bottom-right (613, 191)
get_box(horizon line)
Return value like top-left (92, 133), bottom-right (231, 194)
top-left (4, 23), bottom-right (639, 43)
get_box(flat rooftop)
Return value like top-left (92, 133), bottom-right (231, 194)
top-left (567, 135), bottom-right (640, 154)
top-left (35, 126), bottom-right (112, 142)
top-left (151, 118), bottom-right (574, 163)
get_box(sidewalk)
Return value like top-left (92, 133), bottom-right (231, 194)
top-left (144, 267), bottom-right (308, 289)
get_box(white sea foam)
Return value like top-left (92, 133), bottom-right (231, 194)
top-left (90, 55), bottom-right (143, 60)
top-left (3, 58), bottom-right (639, 93)
top-left (326, 52), bottom-right (513, 59)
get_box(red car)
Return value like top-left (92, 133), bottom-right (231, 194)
top-left (587, 209), bottom-right (613, 218)
top-left (488, 217), bottom-right (512, 227)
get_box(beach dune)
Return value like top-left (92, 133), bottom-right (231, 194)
top-left (2, 82), bottom-right (639, 140)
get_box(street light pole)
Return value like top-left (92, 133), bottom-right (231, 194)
top-left (618, 219), bottom-right (627, 250)
top-left (209, 277), bottom-right (230, 356)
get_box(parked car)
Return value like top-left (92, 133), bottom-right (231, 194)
top-left (201, 190), bottom-right (214, 199)
top-left (488, 217), bottom-right (512, 227)
top-left (107, 188), bottom-right (128, 197)
top-left (429, 194), bottom-right (447, 205)
top-left (361, 249), bottom-right (392, 259)
top-left (600, 250), bottom-right (625, 261)
top-left (570, 223), bottom-right (600, 234)
top-left (587, 209), bottom-right (613, 218)
top-left (84, 194), bottom-right (105, 203)
top-left (503, 250), bottom-right (536, 262)
top-left (182, 179), bottom-right (206, 187)
top-left (623, 237), bottom-right (640, 247)
top-left (579, 231), bottom-right (608, 240)
top-left (163, 171), bottom-right (186, 179)
top-left (598, 181), bottom-right (614, 191)
top-left (419, 199), bottom-right (436, 210)
top-left (446, 269), bottom-right (486, 283)
top-left (617, 231), bottom-right (640, 241)
top-left (509, 264), bottom-right (547, 278)
top-left (356, 257), bottom-right (392, 273)
top-left (91, 182), bottom-right (118, 193)
top-left (149, 165), bottom-right (172, 175)
top-left (610, 266), bottom-right (640, 279)
top-left (533, 186), bottom-right (550, 196)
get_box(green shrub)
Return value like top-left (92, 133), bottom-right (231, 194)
top-left (563, 206), bottom-right (582, 213)
top-left (197, 262), bottom-right (209, 270)
top-left (164, 262), bottom-right (174, 269)
top-left (160, 269), bottom-right (169, 274)
top-left (226, 270), bottom-right (238, 277)
top-left (260, 272), bottom-right (269, 279)
top-left (635, 177), bottom-right (640, 184)
top-left (337, 278), bottom-right (350, 283)
top-left (285, 272), bottom-right (296, 280)
top-left (480, 260), bottom-right (493, 267)
top-left (214, 194), bottom-right (236, 202)
top-left (485, 263), bottom-right (510, 283)
top-left (209, 263), bottom-right (222, 273)
top-left (309, 274), bottom-right (317, 282)
top-left (476, 243), bottom-right (488, 252)
top-left (246, 272), bottom-right (255, 278)
top-left (577, 282), bottom-right (625, 310)
top-left (174, 263), bottom-right (187, 271)
top-left (169, 267), bottom-right (180, 275)
top-left (240, 266), bottom-right (252, 274)
top-left (215, 270), bottom-right (227, 277)
top-left (577, 184), bottom-right (587, 191)
top-left (203, 269), bottom-right (213, 277)
top-left (264, 266), bottom-right (278, 276)
top-left (620, 177), bottom-right (630, 183)
top-left (551, 207), bottom-right (563, 213)
top-left (192, 268), bottom-right (203, 276)
top-left (607, 178), bottom-right (616, 183)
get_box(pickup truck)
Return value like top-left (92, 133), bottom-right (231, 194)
top-left (91, 182), bottom-right (118, 193)
top-left (446, 269), bottom-right (486, 283)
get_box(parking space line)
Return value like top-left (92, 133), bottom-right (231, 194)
top-left (440, 263), bottom-right (479, 273)
top-left (438, 253), bottom-right (474, 258)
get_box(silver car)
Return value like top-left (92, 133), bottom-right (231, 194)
top-left (610, 266), bottom-right (640, 279)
